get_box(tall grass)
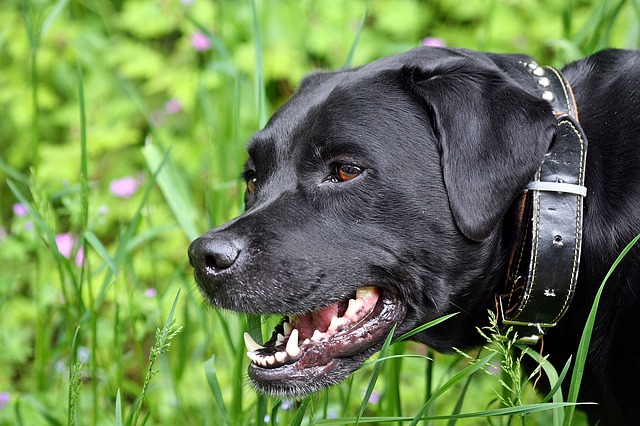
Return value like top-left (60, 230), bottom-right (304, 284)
top-left (0, 0), bottom-right (638, 425)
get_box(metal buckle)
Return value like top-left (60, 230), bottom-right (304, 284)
top-left (498, 297), bottom-right (555, 345)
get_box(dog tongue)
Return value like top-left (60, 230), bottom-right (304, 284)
top-left (295, 303), bottom-right (339, 341)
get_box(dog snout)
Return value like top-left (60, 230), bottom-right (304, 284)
top-left (188, 235), bottom-right (243, 276)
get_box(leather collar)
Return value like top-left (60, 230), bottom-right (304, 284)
top-left (498, 62), bottom-right (588, 344)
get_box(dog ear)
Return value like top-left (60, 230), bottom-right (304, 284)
top-left (401, 56), bottom-right (556, 241)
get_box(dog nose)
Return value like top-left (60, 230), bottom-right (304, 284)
top-left (188, 236), bottom-right (242, 274)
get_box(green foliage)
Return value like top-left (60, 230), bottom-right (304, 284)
top-left (0, 0), bottom-right (638, 424)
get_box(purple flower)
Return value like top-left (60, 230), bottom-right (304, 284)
top-left (13, 203), bottom-right (28, 217)
top-left (145, 288), bottom-right (157, 298)
top-left (0, 392), bottom-right (9, 409)
top-left (55, 233), bottom-right (85, 267)
top-left (421, 37), bottom-right (446, 47)
top-left (368, 391), bottom-right (381, 404)
top-left (164, 98), bottom-right (182, 114)
top-left (191, 31), bottom-right (211, 51)
top-left (109, 176), bottom-right (139, 198)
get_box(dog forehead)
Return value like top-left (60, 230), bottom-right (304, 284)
top-left (246, 47), bottom-right (497, 168)
top-left (249, 64), bottom-right (412, 157)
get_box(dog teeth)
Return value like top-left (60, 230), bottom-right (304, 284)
top-left (311, 329), bottom-right (329, 341)
top-left (245, 329), bottom-right (301, 367)
top-left (244, 332), bottom-right (264, 352)
top-left (356, 286), bottom-right (377, 299)
top-left (275, 351), bottom-right (287, 363)
top-left (283, 322), bottom-right (293, 336)
top-left (345, 298), bottom-right (364, 319)
top-left (327, 316), bottom-right (349, 333)
top-left (286, 329), bottom-right (301, 357)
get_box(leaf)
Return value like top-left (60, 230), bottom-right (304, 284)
top-left (563, 233), bottom-right (640, 426)
top-left (203, 356), bottom-right (233, 426)
top-left (142, 140), bottom-right (200, 242)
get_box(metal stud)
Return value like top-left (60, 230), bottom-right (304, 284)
top-left (532, 67), bottom-right (545, 77)
top-left (538, 77), bottom-right (551, 87)
top-left (542, 91), bottom-right (555, 102)
top-left (527, 62), bottom-right (538, 70)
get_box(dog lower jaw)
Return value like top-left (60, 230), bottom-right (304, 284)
top-left (245, 290), bottom-right (405, 397)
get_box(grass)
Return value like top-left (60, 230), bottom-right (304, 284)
top-left (0, 0), bottom-right (638, 424)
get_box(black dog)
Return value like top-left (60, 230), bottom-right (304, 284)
top-left (188, 47), bottom-right (640, 424)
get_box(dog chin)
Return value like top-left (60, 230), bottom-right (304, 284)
top-left (240, 286), bottom-right (406, 397)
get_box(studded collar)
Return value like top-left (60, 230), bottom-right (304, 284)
top-left (497, 61), bottom-right (588, 344)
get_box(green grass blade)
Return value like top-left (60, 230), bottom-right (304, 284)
top-left (124, 225), bottom-right (179, 254)
top-left (361, 354), bottom-right (431, 368)
top-left (20, 395), bottom-right (64, 426)
top-left (84, 230), bottom-right (116, 276)
top-left (540, 356), bottom-right (571, 404)
top-left (203, 356), bottom-right (233, 426)
top-left (408, 353), bottom-right (495, 426)
top-left (572, 0), bottom-right (609, 47)
top-left (131, 289), bottom-right (183, 426)
top-left (593, 0), bottom-right (627, 51)
top-left (394, 313), bottom-right (458, 343)
top-left (291, 398), bottom-right (311, 426)
top-left (356, 324), bottom-right (397, 425)
top-left (115, 390), bottom-right (123, 426)
top-left (141, 142), bottom-right (200, 242)
top-left (245, 314), bottom-right (266, 426)
top-left (563, 233), bottom-right (640, 425)
top-left (251, 0), bottom-right (267, 128)
top-left (315, 402), bottom-right (586, 424)
top-left (521, 349), bottom-right (570, 425)
top-left (343, 0), bottom-right (371, 68)
top-left (0, 157), bottom-right (29, 185)
top-left (93, 158), bottom-right (162, 310)
top-left (41, 0), bottom-right (69, 36)
top-left (445, 370), bottom-right (474, 426)
top-left (77, 60), bottom-right (89, 231)
top-left (67, 326), bottom-right (81, 426)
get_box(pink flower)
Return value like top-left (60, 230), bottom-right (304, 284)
top-left (144, 288), bottom-right (157, 298)
top-left (13, 203), bottom-right (28, 217)
top-left (55, 233), bottom-right (84, 267)
top-left (191, 31), bottom-right (211, 51)
top-left (56, 233), bottom-right (75, 258)
top-left (0, 392), bottom-right (9, 409)
top-left (164, 98), bottom-right (182, 114)
top-left (421, 37), bottom-right (446, 47)
top-left (109, 176), bottom-right (139, 198)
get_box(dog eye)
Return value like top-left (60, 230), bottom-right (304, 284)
top-left (333, 164), bottom-right (363, 182)
top-left (246, 172), bottom-right (257, 194)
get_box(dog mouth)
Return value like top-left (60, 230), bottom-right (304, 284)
top-left (243, 286), bottom-right (405, 397)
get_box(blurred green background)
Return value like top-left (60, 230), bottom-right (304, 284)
top-left (0, 0), bottom-right (638, 424)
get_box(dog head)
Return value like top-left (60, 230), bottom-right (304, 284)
top-left (188, 47), bottom-right (556, 397)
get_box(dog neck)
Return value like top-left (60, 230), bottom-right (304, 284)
top-left (497, 62), bottom-right (588, 344)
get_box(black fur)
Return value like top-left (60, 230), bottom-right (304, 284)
top-left (189, 47), bottom-right (640, 424)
